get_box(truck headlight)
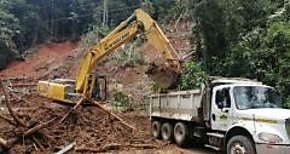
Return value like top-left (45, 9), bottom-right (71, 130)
top-left (258, 132), bottom-right (283, 143)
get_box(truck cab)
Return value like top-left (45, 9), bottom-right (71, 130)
top-left (149, 78), bottom-right (290, 154)
top-left (210, 79), bottom-right (290, 153)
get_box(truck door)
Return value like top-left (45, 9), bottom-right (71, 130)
top-left (211, 86), bottom-right (233, 131)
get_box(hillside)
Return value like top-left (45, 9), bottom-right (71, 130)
top-left (0, 21), bottom-right (201, 153)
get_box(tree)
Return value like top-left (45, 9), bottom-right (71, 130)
top-left (190, 0), bottom-right (283, 73)
top-left (219, 1), bottom-right (290, 107)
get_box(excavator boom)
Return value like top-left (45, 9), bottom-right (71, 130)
top-left (37, 9), bottom-right (181, 103)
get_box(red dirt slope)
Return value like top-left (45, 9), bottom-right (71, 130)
top-left (0, 41), bottom-right (78, 78)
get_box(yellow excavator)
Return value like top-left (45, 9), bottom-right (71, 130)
top-left (37, 9), bottom-right (181, 104)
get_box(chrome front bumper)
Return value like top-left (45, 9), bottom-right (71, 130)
top-left (256, 143), bottom-right (290, 154)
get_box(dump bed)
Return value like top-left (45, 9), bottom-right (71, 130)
top-left (149, 89), bottom-right (203, 122)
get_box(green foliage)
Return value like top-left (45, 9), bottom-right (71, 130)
top-left (0, 10), bottom-right (19, 45)
top-left (0, 0), bottom-right (20, 45)
top-left (217, 1), bottom-right (290, 108)
top-left (110, 89), bottom-right (132, 111)
top-left (94, 0), bottom-right (141, 27)
top-left (150, 0), bottom-right (175, 21)
top-left (0, 0), bottom-right (143, 69)
top-left (177, 61), bottom-right (208, 90)
top-left (80, 25), bottom-right (110, 50)
top-left (150, 83), bottom-right (162, 93)
top-left (189, 0), bottom-right (283, 73)
top-left (285, 97), bottom-right (290, 109)
top-left (111, 41), bottom-right (145, 65)
top-left (0, 42), bottom-right (14, 69)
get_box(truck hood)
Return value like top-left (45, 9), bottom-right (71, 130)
top-left (237, 108), bottom-right (290, 120)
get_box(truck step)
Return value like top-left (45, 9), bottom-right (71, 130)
top-left (193, 127), bottom-right (205, 138)
top-left (205, 144), bottom-right (220, 151)
top-left (206, 132), bottom-right (224, 138)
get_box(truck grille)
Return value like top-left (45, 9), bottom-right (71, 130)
top-left (286, 118), bottom-right (290, 139)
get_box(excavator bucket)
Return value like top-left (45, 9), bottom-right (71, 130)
top-left (146, 63), bottom-right (180, 89)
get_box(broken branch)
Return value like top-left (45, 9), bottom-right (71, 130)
top-left (59, 97), bottom-right (84, 123)
top-left (0, 114), bottom-right (16, 126)
top-left (93, 102), bottom-right (136, 131)
top-left (31, 136), bottom-right (45, 151)
top-left (0, 137), bottom-right (9, 149)
top-left (54, 142), bottom-right (76, 154)
top-left (24, 118), bottom-right (57, 136)
top-left (0, 81), bottom-right (27, 127)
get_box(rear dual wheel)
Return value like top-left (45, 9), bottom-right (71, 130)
top-left (174, 122), bottom-right (188, 147)
top-left (151, 120), bottom-right (161, 138)
top-left (161, 122), bottom-right (173, 141)
top-left (151, 120), bottom-right (189, 147)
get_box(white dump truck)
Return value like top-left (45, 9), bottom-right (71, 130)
top-left (149, 77), bottom-right (290, 154)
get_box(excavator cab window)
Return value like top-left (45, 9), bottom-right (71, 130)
top-left (91, 75), bottom-right (107, 102)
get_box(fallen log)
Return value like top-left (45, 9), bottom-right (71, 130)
top-left (0, 114), bottom-right (16, 126)
top-left (9, 92), bottom-right (29, 104)
top-left (4, 84), bottom-right (30, 104)
top-left (75, 143), bottom-right (158, 153)
top-left (0, 137), bottom-right (8, 149)
top-left (0, 137), bottom-right (18, 150)
top-left (31, 136), bottom-right (45, 151)
top-left (24, 118), bottom-right (57, 136)
top-left (93, 102), bottom-right (136, 131)
top-left (10, 83), bottom-right (37, 88)
top-left (54, 142), bottom-right (76, 154)
top-left (0, 118), bottom-right (57, 151)
top-left (59, 97), bottom-right (85, 123)
top-left (0, 81), bottom-right (27, 127)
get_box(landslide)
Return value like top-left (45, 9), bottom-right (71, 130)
top-left (0, 20), bottom-right (193, 153)
top-left (0, 41), bottom-right (78, 78)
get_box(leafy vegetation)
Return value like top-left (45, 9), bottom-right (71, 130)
top-left (177, 61), bottom-right (208, 90)
top-left (110, 88), bottom-right (132, 111)
top-left (171, 0), bottom-right (290, 107)
top-left (157, 0), bottom-right (290, 108)
top-left (111, 39), bottom-right (145, 66)
top-left (220, 2), bottom-right (290, 108)
top-left (0, 0), bottom-right (141, 69)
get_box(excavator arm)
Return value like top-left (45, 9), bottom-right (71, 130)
top-left (37, 9), bottom-right (180, 103)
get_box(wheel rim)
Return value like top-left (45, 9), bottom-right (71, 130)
top-left (162, 125), bottom-right (169, 140)
top-left (153, 125), bottom-right (157, 135)
top-left (231, 142), bottom-right (246, 154)
top-left (175, 125), bottom-right (184, 141)
top-left (152, 123), bottom-right (158, 137)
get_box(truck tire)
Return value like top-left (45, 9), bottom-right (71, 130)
top-left (161, 122), bottom-right (173, 141)
top-left (151, 121), bottom-right (161, 138)
top-left (174, 122), bottom-right (188, 147)
top-left (226, 135), bottom-right (256, 154)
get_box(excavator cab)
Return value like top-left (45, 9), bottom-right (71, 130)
top-left (84, 74), bottom-right (107, 102)
top-left (37, 74), bottom-right (107, 104)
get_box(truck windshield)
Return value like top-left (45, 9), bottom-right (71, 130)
top-left (233, 86), bottom-right (282, 110)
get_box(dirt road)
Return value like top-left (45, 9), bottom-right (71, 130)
top-left (118, 112), bottom-right (217, 154)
